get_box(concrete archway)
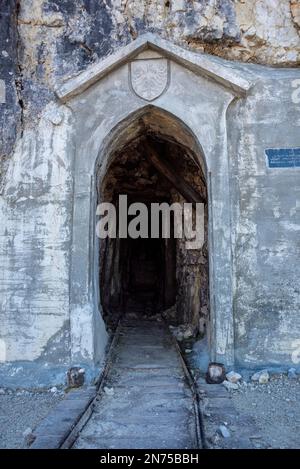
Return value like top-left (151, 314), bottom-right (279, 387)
top-left (61, 35), bottom-right (249, 375)
top-left (69, 103), bottom-right (233, 372)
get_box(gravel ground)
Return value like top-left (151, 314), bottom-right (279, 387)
top-left (0, 375), bottom-right (299, 449)
top-left (183, 336), bottom-right (300, 449)
top-left (232, 375), bottom-right (300, 449)
top-left (198, 374), bottom-right (300, 449)
top-left (0, 389), bottom-right (64, 449)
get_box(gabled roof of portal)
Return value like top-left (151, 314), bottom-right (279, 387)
top-left (56, 33), bottom-right (254, 101)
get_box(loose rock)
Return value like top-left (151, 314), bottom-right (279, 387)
top-left (169, 324), bottom-right (195, 341)
top-left (251, 370), bottom-right (269, 384)
top-left (0, 388), bottom-right (5, 395)
top-left (223, 380), bottom-right (239, 391)
top-left (206, 362), bottom-right (226, 384)
top-left (67, 366), bottom-right (85, 388)
top-left (218, 425), bottom-right (231, 438)
top-left (22, 427), bottom-right (35, 447)
top-left (226, 371), bottom-right (242, 383)
top-left (103, 386), bottom-right (114, 396)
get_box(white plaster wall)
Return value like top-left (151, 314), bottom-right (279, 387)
top-left (0, 103), bottom-right (73, 363)
top-left (229, 70), bottom-right (300, 368)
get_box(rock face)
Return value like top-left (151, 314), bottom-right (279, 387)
top-left (226, 371), bottom-right (242, 384)
top-left (233, 0), bottom-right (300, 64)
top-left (1, 0), bottom-right (299, 182)
top-left (0, 1), bottom-right (21, 191)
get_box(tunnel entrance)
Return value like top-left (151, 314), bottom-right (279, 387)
top-left (124, 235), bottom-right (175, 317)
top-left (97, 110), bottom-right (209, 340)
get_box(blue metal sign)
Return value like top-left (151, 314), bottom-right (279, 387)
top-left (265, 147), bottom-right (300, 168)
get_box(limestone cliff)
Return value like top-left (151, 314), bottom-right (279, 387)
top-left (1, 0), bottom-right (300, 183)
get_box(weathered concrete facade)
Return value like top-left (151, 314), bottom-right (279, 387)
top-left (0, 1), bottom-right (299, 386)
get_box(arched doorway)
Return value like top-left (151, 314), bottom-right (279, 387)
top-left (96, 107), bottom-right (209, 343)
top-left (65, 36), bottom-right (240, 371)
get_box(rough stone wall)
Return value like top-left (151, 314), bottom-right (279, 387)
top-left (0, 1), bottom-right (21, 191)
top-left (1, 1), bottom-right (300, 185)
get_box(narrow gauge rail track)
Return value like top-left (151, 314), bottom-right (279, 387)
top-left (61, 318), bottom-right (205, 450)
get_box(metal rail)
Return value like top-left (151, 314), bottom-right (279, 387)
top-left (60, 321), bottom-right (122, 449)
top-left (166, 324), bottom-right (208, 449)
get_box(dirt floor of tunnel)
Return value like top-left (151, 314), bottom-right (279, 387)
top-left (72, 318), bottom-right (200, 449)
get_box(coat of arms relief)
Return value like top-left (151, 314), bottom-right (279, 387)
top-left (129, 51), bottom-right (170, 102)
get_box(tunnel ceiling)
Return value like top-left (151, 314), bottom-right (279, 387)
top-left (97, 107), bottom-right (207, 191)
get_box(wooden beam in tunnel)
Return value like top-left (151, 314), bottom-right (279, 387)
top-left (144, 143), bottom-right (206, 204)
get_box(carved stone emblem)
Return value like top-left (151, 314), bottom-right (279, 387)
top-left (129, 58), bottom-right (169, 102)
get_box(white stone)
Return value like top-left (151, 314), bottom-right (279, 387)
top-left (172, 0), bottom-right (186, 12)
top-left (251, 370), bottom-right (269, 384)
top-left (50, 386), bottom-right (58, 393)
top-left (104, 386), bottom-right (114, 396)
top-left (218, 425), bottom-right (231, 438)
top-left (23, 427), bottom-right (35, 446)
top-left (0, 388), bottom-right (5, 395)
top-left (223, 380), bottom-right (239, 391)
top-left (226, 371), bottom-right (242, 383)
